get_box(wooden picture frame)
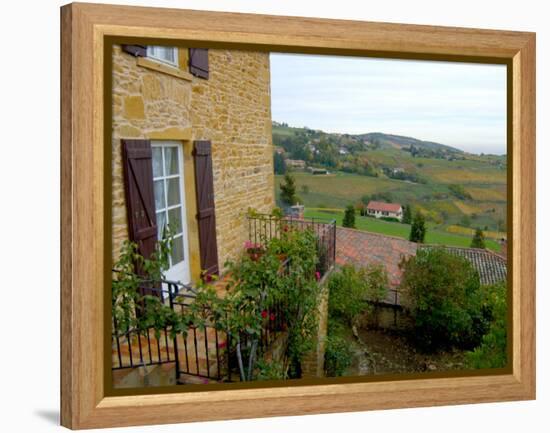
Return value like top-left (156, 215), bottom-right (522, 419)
top-left (60, 2), bottom-right (535, 429)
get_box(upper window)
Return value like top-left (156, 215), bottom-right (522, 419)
top-left (146, 46), bottom-right (178, 67)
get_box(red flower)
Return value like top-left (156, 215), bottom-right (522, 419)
top-left (270, 312), bottom-right (276, 321)
top-left (205, 274), bottom-right (213, 283)
top-left (282, 225), bottom-right (289, 232)
top-left (315, 271), bottom-right (321, 281)
top-left (217, 341), bottom-right (227, 349)
top-left (261, 310), bottom-right (268, 319)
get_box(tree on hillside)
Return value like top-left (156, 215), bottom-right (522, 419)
top-left (356, 202), bottom-right (367, 216)
top-left (402, 204), bottom-right (412, 224)
top-left (342, 205), bottom-right (356, 229)
top-left (471, 228), bottom-right (486, 249)
top-left (409, 211), bottom-right (426, 243)
top-left (300, 184), bottom-right (310, 194)
top-left (279, 173), bottom-right (299, 206)
top-left (360, 195), bottom-right (371, 206)
top-left (460, 214), bottom-right (472, 228)
top-left (448, 184), bottom-right (472, 200)
top-left (273, 152), bottom-right (287, 175)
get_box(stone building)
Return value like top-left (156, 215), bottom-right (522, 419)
top-left (112, 44), bottom-right (274, 284)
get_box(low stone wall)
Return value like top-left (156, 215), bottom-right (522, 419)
top-left (301, 278), bottom-right (330, 378)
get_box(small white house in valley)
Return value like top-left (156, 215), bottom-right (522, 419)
top-left (366, 201), bottom-right (403, 221)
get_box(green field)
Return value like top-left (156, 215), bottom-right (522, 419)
top-left (304, 209), bottom-right (501, 252)
top-left (273, 123), bottom-right (507, 248)
top-left (275, 171), bottom-right (506, 234)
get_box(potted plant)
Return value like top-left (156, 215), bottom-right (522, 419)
top-left (244, 240), bottom-right (265, 261)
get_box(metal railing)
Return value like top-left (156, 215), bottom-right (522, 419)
top-left (111, 278), bottom-right (229, 383)
top-left (246, 213), bottom-right (337, 278)
top-left (111, 275), bottom-right (287, 384)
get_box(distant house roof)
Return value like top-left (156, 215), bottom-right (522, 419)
top-left (421, 246), bottom-right (507, 286)
top-left (285, 159), bottom-right (306, 167)
top-left (366, 201), bottom-right (402, 213)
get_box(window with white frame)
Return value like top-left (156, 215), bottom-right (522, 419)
top-left (152, 143), bottom-right (189, 273)
top-left (146, 46), bottom-right (179, 67)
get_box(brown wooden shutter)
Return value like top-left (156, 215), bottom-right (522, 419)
top-left (189, 48), bottom-right (209, 79)
top-left (121, 140), bottom-right (158, 265)
top-left (121, 45), bottom-right (146, 57)
top-left (193, 140), bottom-right (219, 277)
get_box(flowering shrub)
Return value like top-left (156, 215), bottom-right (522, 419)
top-left (113, 209), bottom-right (324, 382)
top-left (244, 240), bottom-right (264, 253)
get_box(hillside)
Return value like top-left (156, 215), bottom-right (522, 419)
top-left (357, 132), bottom-right (462, 153)
top-left (272, 121), bottom-right (507, 241)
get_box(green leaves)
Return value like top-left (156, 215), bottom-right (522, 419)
top-left (399, 247), bottom-right (488, 351)
top-left (409, 211), bottom-right (426, 243)
top-left (113, 212), bottom-right (326, 382)
top-left (465, 282), bottom-right (507, 369)
top-left (328, 264), bottom-right (389, 326)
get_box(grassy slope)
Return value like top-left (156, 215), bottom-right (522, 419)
top-left (304, 209), bottom-right (501, 252)
top-left (273, 123), bottom-right (506, 247)
top-left (275, 169), bottom-right (506, 232)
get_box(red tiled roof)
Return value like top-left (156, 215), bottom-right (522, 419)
top-left (366, 201), bottom-right (402, 213)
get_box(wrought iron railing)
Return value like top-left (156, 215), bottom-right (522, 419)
top-left (111, 275), bottom-right (287, 384)
top-left (246, 213), bottom-right (337, 278)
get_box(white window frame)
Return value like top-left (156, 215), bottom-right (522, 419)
top-left (146, 46), bottom-right (179, 67)
top-left (151, 141), bottom-right (191, 285)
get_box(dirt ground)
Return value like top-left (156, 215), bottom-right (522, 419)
top-left (347, 327), bottom-right (469, 376)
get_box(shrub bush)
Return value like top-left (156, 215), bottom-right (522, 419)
top-left (328, 264), bottom-right (388, 325)
top-left (380, 216), bottom-right (400, 223)
top-left (399, 248), bottom-right (490, 351)
top-left (466, 282), bottom-right (507, 369)
top-left (324, 319), bottom-right (354, 377)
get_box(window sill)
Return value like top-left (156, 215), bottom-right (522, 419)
top-left (137, 57), bottom-right (193, 81)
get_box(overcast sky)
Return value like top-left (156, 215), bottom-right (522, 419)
top-left (270, 53), bottom-right (507, 155)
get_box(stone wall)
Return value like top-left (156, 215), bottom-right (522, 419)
top-left (111, 45), bottom-right (274, 274)
top-left (301, 283), bottom-right (329, 378)
top-left (190, 49), bottom-right (275, 268)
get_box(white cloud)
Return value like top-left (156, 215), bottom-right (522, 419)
top-left (270, 53), bottom-right (507, 154)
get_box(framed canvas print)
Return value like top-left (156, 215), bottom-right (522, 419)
top-left (60, 2), bottom-right (536, 429)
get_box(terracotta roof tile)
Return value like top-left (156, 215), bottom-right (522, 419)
top-left (335, 228), bottom-right (508, 306)
top-left (366, 201), bottom-right (402, 213)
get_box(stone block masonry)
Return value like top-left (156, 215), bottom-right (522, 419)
top-left (111, 45), bottom-right (275, 273)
